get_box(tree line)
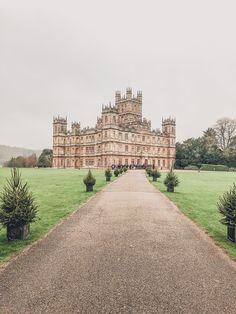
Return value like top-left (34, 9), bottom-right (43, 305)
top-left (3, 149), bottom-right (53, 168)
top-left (176, 118), bottom-right (236, 169)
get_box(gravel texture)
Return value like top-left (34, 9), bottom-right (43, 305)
top-left (0, 170), bottom-right (236, 313)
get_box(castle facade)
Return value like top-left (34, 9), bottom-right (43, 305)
top-left (53, 88), bottom-right (176, 169)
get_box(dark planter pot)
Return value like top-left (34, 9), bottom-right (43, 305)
top-left (227, 225), bottom-right (236, 242)
top-left (106, 177), bottom-right (111, 182)
top-left (7, 224), bottom-right (30, 241)
top-left (153, 177), bottom-right (157, 182)
top-left (167, 186), bottom-right (174, 192)
top-left (86, 185), bottom-right (94, 192)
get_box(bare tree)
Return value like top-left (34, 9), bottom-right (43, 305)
top-left (230, 136), bottom-right (236, 149)
top-left (214, 118), bottom-right (236, 150)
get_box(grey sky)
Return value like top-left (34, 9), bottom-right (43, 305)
top-left (1, 0), bottom-right (235, 149)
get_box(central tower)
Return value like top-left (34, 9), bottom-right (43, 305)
top-left (115, 88), bottom-right (142, 125)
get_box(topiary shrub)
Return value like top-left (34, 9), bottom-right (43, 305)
top-left (0, 168), bottom-right (38, 241)
top-left (152, 169), bottom-right (161, 182)
top-left (200, 164), bottom-right (229, 171)
top-left (164, 170), bottom-right (179, 192)
top-left (218, 183), bottom-right (236, 242)
top-left (83, 169), bottom-right (96, 192)
top-left (123, 167), bottom-right (128, 172)
top-left (105, 168), bottom-right (113, 181)
top-left (114, 168), bottom-right (119, 177)
top-left (119, 168), bottom-right (123, 174)
top-left (184, 165), bottom-right (199, 170)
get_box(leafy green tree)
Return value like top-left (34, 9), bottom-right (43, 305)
top-left (37, 149), bottom-right (53, 168)
top-left (175, 138), bottom-right (207, 168)
top-left (4, 154), bottom-right (37, 168)
top-left (203, 128), bottom-right (218, 147)
top-left (175, 123), bottom-right (236, 169)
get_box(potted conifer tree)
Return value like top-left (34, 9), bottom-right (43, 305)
top-left (218, 183), bottom-right (236, 242)
top-left (152, 169), bottom-right (161, 182)
top-left (164, 169), bottom-right (179, 192)
top-left (83, 169), bottom-right (96, 192)
top-left (114, 168), bottom-right (119, 177)
top-left (0, 168), bottom-right (38, 241)
top-left (146, 167), bottom-right (152, 177)
top-left (105, 168), bottom-right (112, 181)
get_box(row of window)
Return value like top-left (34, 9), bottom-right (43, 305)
top-left (55, 145), bottom-right (173, 155)
top-left (54, 158), bottom-right (171, 168)
top-left (54, 132), bottom-right (174, 145)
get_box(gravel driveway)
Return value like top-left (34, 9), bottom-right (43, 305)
top-left (0, 170), bottom-right (236, 313)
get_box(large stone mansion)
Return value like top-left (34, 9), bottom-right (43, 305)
top-left (53, 88), bottom-right (176, 169)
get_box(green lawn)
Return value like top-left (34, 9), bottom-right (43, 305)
top-left (0, 168), bottom-right (113, 264)
top-left (150, 171), bottom-right (236, 260)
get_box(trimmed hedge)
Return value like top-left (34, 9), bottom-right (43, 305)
top-left (229, 168), bottom-right (236, 172)
top-left (184, 165), bottom-right (199, 170)
top-left (200, 164), bottom-right (229, 171)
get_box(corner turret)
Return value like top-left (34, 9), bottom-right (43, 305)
top-left (53, 116), bottom-right (67, 135)
top-left (162, 117), bottom-right (176, 136)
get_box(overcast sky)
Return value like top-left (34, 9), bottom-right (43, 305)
top-left (0, 0), bottom-right (235, 149)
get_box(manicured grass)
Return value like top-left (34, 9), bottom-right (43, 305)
top-left (149, 171), bottom-right (236, 260)
top-left (0, 168), bottom-right (113, 264)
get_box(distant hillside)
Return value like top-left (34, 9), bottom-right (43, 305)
top-left (0, 145), bottom-right (42, 165)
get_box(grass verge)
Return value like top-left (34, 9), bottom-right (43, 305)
top-left (0, 168), bottom-right (114, 264)
top-left (149, 171), bottom-right (236, 260)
